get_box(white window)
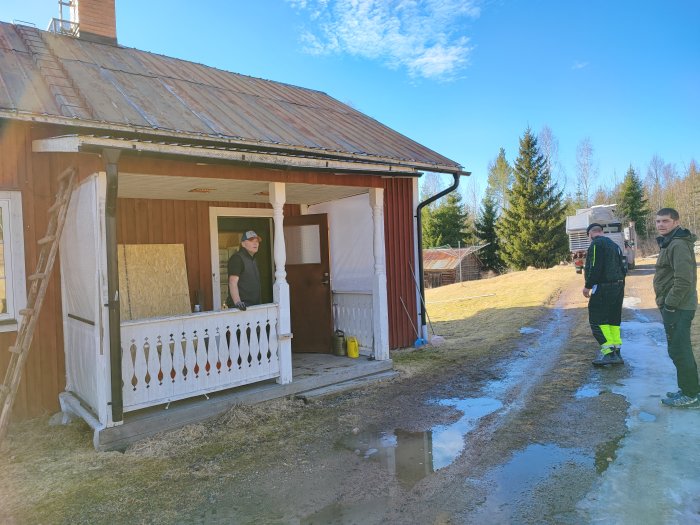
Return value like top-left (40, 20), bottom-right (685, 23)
top-left (0, 192), bottom-right (27, 331)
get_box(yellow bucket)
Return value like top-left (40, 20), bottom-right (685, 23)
top-left (346, 336), bottom-right (359, 358)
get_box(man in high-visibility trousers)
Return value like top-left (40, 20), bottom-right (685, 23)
top-left (582, 223), bottom-right (626, 366)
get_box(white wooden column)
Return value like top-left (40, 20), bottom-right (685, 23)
top-left (370, 188), bottom-right (390, 360)
top-left (270, 182), bottom-right (293, 383)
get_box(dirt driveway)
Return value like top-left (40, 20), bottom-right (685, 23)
top-left (3, 261), bottom-right (694, 524)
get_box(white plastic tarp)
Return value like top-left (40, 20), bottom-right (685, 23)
top-left (60, 174), bottom-right (106, 419)
top-left (309, 194), bottom-right (373, 292)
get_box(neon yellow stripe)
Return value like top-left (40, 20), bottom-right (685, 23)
top-left (592, 245), bottom-right (596, 266)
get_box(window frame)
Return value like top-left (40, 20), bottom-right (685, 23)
top-left (0, 191), bottom-right (27, 331)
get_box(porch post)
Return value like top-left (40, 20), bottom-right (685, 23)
top-left (370, 188), bottom-right (390, 360)
top-left (103, 148), bottom-right (123, 422)
top-left (269, 182), bottom-right (292, 384)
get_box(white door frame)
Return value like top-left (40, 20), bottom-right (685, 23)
top-left (208, 207), bottom-right (274, 310)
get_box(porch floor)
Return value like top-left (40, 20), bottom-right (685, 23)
top-left (87, 353), bottom-right (395, 451)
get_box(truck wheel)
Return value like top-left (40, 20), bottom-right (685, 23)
top-left (576, 268), bottom-right (582, 274)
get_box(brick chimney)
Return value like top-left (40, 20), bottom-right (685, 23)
top-left (71, 0), bottom-right (117, 45)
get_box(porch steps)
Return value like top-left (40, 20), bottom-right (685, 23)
top-left (295, 370), bottom-right (399, 401)
top-left (88, 355), bottom-right (395, 451)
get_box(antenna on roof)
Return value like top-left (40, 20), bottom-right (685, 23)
top-left (47, 0), bottom-right (78, 36)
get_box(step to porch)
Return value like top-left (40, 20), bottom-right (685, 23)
top-left (84, 354), bottom-right (394, 451)
top-left (295, 370), bottom-right (399, 401)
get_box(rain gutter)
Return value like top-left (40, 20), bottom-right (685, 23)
top-left (415, 171), bottom-right (470, 338)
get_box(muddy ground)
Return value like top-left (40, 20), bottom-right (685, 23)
top-left (0, 262), bottom-right (676, 524)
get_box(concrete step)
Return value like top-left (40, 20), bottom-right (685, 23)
top-left (295, 370), bottom-right (399, 400)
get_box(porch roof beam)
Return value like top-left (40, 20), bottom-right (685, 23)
top-left (32, 135), bottom-right (427, 176)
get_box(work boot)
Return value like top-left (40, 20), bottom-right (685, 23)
top-left (592, 350), bottom-right (617, 366)
top-left (661, 394), bottom-right (700, 409)
top-left (609, 347), bottom-right (624, 365)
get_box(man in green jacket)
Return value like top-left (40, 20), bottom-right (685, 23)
top-left (654, 208), bottom-right (700, 408)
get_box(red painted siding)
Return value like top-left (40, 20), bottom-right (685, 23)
top-left (383, 177), bottom-right (418, 349)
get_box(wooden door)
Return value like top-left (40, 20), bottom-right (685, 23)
top-left (284, 214), bottom-right (332, 353)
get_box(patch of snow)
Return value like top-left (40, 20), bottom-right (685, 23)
top-left (622, 296), bottom-right (641, 309)
top-left (578, 320), bottom-right (700, 523)
top-left (519, 327), bottom-right (542, 334)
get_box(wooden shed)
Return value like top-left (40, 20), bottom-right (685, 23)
top-left (423, 246), bottom-right (486, 288)
top-left (0, 1), bottom-right (467, 447)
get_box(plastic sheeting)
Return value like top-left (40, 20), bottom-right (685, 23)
top-left (309, 194), bottom-right (373, 292)
top-left (60, 174), bottom-right (107, 419)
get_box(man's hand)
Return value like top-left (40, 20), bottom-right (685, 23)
top-left (234, 301), bottom-right (247, 311)
top-left (582, 287), bottom-right (591, 298)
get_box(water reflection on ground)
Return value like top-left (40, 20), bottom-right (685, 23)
top-left (336, 396), bottom-right (502, 490)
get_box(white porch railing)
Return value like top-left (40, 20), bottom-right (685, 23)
top-left (333, 291), bottom-right (373, 354)
top-left (121, 305), bottom-right (280, 412)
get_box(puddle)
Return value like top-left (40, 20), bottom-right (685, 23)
top-left (468, 444), bottom-right (591, 522)
top-left (594, 435), bottom-right (624, 474)
top-left (637, 411), bottom-right (656, 422)
top-left (337, 397), bottom-right (502, 488)
top-left (574, 384), bottom-right (600, 399)
top-left (300, 497), bottom-right (389, 525)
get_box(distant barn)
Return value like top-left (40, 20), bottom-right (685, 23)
top-left (423, 246), bottom-right (486, 288)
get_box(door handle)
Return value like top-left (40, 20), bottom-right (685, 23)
top-left (321, 272), bottom-right (330, 285)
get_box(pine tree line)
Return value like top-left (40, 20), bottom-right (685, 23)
top-left (421, 126), bottom-right (697, 273)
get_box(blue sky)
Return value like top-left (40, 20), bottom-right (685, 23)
top-left (4, 1), bottom-right (699, 202)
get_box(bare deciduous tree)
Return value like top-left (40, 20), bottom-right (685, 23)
top-left (575, 137), bottom-right (598, 206)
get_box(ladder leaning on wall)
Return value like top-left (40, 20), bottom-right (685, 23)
top-left (0, 166), bottom-right (76, 443)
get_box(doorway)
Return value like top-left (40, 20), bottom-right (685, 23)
top-left (210, 208), bottom-right (274, 309)
top-left (284, 214), bottom-right (333, 353)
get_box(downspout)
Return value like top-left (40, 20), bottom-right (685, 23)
top-left (415, 173), bottom-right (461, 339)
top-left (103, 148), bottom-right (123, 423)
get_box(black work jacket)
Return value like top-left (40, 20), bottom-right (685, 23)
top-left (584, 235), bottom-right (625, 289)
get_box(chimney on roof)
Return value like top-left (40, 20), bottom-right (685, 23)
top-left (69, 0), bottom-right (118, 45)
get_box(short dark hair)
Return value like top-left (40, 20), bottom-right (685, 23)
top-left (586, 223), bottom-right (603, 235)
top-left (657, 208), bottom-right (680, 220)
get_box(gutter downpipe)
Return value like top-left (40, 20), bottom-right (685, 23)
top-left (415, 172), bottom-right (463, 340)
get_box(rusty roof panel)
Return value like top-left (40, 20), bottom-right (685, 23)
top-left (423, 246), bottom-right (485, 271)
top-left (0, 22), bottom-right (463, 171)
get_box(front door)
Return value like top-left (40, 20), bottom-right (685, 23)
top-left (284, 214), bottom-right (332, 353)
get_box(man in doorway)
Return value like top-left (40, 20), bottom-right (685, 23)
top-left (654, 208), bottom-right (700, 408)
top-left (226, 230), bottom-right (262, 311)
top-left (582, 223), bottom-right (626, 366)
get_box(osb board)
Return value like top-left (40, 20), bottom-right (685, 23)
top-left (119, 244), bottom-right (191, 320)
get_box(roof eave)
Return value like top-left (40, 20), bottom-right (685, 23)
top-left (3, 109), bottom-right (467, 176)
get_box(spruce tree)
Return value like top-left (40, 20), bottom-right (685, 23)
top-left (474, 195), bottom-right (504, 272)
top-left (496, 129), bottom-right (569, 269)
top-left (618, 165), bottom-right (650, 237)
top-left (422, 192), bottom-right (469, 247)
top-left (485, 147), bottom-right (513, 214)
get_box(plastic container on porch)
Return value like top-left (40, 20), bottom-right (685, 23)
top-left (346, 336), bottom-right (359, 358)
top-left (331, 329), bottom-right (346, 356)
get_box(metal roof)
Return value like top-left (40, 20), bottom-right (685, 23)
top-left (423, 246), bottom-right (486, 271)
top-left (0, 22), bottom-right (465, 174)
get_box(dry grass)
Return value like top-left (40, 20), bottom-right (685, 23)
top-left (393, 265), bottom-right (579, 374)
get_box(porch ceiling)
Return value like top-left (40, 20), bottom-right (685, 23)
top-left (118, 172), bottom-right (368, 205)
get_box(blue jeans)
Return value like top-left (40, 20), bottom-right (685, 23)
top-left (661, 308), bottom-right (700, 397)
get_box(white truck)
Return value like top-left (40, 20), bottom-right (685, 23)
top-left (566, 204), bottom-right (637, 273)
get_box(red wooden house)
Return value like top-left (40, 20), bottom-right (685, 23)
top-left (0, 0), bottom-right (466, 448)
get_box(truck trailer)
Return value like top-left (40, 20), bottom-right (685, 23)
top-left (566, 204), bottom-right (636, 273)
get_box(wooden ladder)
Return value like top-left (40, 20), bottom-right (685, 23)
top-left (0, 166), bottom-right (76, 442)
